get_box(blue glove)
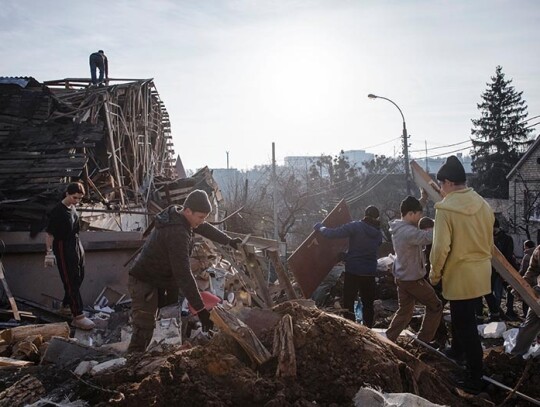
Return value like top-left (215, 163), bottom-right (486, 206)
top-left (313, 222), bottom-right (324, 231)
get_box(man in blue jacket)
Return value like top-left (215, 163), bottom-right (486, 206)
top-left (314, 206), bottom-right (383, 327)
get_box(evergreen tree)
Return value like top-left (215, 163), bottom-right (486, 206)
top-left (470, 66), bottom-right (534, 198)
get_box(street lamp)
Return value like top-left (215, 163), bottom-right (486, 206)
top-left (368, 93), bottom-right (411, 195)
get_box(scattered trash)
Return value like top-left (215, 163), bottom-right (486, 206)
top-left (478, 321), bottom-right (507, 338)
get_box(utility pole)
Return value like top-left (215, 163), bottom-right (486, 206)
top-left (402, 122), bottom-right (411, 195)
top-left (368, 94), bottom-right (411, 194)
top-left (272, 142), bottom-right (279, 242)
top-left (424, 141), bottom-right (429, 172)
top-left (226, 151), bottom-right (229, 169)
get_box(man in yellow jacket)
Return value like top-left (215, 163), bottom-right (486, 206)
top-left (429, 155), bottom-right (494, 394)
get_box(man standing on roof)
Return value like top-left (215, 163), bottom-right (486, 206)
top-left (89, 50), bottom-right (108, 86)
top-left (127, 189), bottom-right (242, 353)
top-left (313, 205), bottom-right (383, 327)
top-left (429, 155), bottom-right (494, 394)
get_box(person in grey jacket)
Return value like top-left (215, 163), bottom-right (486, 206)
top-left (385, 195), bottom-right (442, 342)
top-left (127, 189), bottom-right (242, 353)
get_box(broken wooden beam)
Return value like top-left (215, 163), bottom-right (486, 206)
top-left (210, 306), bottom-right (272, 365)
top-left (273, 314), bottom-right (296, 378)
top-left (0, 356), bottom-right (34, 367)
top-left (7, 322), bottom-right (70, 343)
top-left (240, 244), bottom-right (273, 308)
top-left (267, 249), bottom-right (298, 301)
top-left (0, 260), bottom-right (20, 321)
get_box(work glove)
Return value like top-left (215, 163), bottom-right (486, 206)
top-left (44, 250), bottom-right (56, 268)
top-left (313, 222), bottom-right (324, 231)
top-left (198, 308), bottom-right (214, 332)
top-left (229, 238), bottom-right (243, 250)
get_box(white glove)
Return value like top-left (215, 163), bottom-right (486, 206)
top-left (44, 251), bottom-right (56, 268)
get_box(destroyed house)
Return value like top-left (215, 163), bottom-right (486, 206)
top-left (0, 77), bottom-right (225, 308)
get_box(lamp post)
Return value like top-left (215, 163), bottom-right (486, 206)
top-left (368, 93), bottom-right (411, 195)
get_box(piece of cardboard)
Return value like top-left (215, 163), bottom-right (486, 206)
top-left (288, 200), bottom-right (352, 298)
top-left (410, 160), bottom-right (540, 316)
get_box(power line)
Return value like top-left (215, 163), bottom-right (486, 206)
top-left (360, 136), bottom-right (402, 150)
top-left (409, 139), bottom-right (471, 153)
top-left (419, 145), bottom-right (473, 160)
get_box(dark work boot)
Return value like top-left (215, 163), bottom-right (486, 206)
top-left (442, 347), bottom-right (466, 366)
top-left (127, 327), bottom-right (154, 354)
top-left (456, 377), bottom-right (486, 394)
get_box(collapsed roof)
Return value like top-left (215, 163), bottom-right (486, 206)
top-left (0, 77), bottom-right (219, 232)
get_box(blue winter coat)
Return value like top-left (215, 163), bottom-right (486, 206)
top-left (318, 219), bottom-right (383, 276)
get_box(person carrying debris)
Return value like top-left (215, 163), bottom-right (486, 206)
top-left (519, 240), bottom-right (536, 317)
top-left (313, 205), bottom-right (382, 327)
top-left (45, 182), bottom-right (95, 330)
top-left (429, 155), bottom-right (494, 394)
top-left (385, 195), bottom-right (442, 343)
top-left (510, 244), bottom-right (540, 357)
top-left (89, 50), bottom-right (108, 85)
top-left (127, 189), bottom-right (242, 353)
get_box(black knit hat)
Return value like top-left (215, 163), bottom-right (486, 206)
top-left (184, 189), bottom-right (212, 213)
top-left (400, 196), bottom-right (423, 216)
top-left (436, 155), bottom-right (466, 183)
top-left (364, 205), bottom-right (380, 219)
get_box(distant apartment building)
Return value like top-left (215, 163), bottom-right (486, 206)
top-left (411, 153), bottom-right (473, 174)
top-left (284, 150), bottom-right (374, 175)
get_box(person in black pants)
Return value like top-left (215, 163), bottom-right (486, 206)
top-left (314, 206), bottom-right (383, 327)
top-left (45, 182), bottom-right (94, 330)
top-left (429, 156), bottom-right (494, 394)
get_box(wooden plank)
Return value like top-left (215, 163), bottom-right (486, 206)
top-left (0, 261), bottom-right (20, 321)
top-left (0, 357), bottom-right (34, 367)
top-left (272, 314), bottom-right (296, 378)
top-left (8, 322), bottom-right (70, 343)
top-left (267, 249), bottom-right (298, 300)
top-left (410, 160), bottom-right (540, 316)
top-left (240, 244), bottom-right (273, 308)
top-left (287, 199), bottom-right (351, 298)
top-left (210, 306), bottom-right (272, 365)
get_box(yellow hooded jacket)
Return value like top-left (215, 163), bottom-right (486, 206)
top-left (429, 188), bottom-right (495, 300)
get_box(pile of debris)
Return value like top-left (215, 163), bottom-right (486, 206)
top-left (0, 302), bottom-right (506, 407)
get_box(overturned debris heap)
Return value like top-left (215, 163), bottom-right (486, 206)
top-left (0, 302), bottom-right (508, 407)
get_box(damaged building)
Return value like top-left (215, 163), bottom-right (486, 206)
top-left (0, 76), bottom-right (278, 312)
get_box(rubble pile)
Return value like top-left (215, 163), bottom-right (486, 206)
top-left (0, 302), bottom-right (507, 407)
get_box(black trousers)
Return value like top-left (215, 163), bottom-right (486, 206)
top-left (343, 273), bottom-right (377, 328)
top-left (450, 298), bottom-right (484, 379)
top-left (54, 239), bottom-right (85, 317)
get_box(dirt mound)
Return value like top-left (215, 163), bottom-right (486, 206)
top-left (80, 302), bottom-right (491, 406)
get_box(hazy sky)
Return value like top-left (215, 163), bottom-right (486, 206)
top-left (2, 0), bottom-right (539, 171)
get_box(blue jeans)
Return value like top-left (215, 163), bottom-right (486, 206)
top-left (89, 54), bottom-right (105, 84)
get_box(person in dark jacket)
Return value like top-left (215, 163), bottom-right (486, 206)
top-left (89, 50), bottom-right (108, 85)
top-left (45, 182), bottom-right (95, 330)
top-left (314, 205), bottom-right (383, 327)
top-left (127, 189), bottom-right (242, 353)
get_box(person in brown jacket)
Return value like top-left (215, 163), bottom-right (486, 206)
top-left (511, 244), bottom-right (540, 357)
top-left (127, 189), bottom-right (241, 353)
top-left (519, 240), bottom-right (535, 317)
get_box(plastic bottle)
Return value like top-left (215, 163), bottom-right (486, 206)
top-left (354, 299), bottom-right (363, 323)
